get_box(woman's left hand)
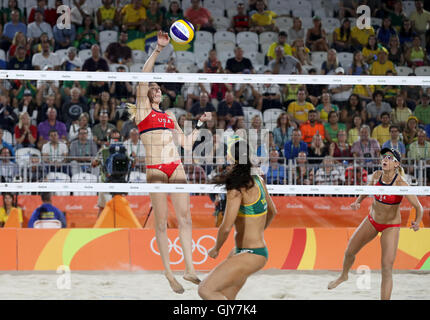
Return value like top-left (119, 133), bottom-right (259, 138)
top-left (410, 221), bottom-right (420, 232)
top-left (208, 247), bottom-right (219, 259)
top-left (199, 112), bottom-right (212, 123)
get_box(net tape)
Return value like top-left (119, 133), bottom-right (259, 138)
top-left (1, 71), bottom-right (430, 85)
top-left (0, 183), bottom-right (429, 195)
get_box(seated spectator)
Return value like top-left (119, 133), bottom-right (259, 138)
top-left (308, 134), bottom-right (328, 165)
top-left (382, 124), bottom-right (406, 158)
top-left (27, 10), bottom-right (54, 51)
top-left (249, 114), bottom-right (263, 146)
top-left (75, 15), bottom-right (99, 50)
top-left (408, 129), bottom-right (430, 171)
top-left (92, 111), bottom-right (116, 148)
top-left (344, 165), bottom-right (368, 185)
top-left (2, 0), bottom-right (24, 24)
top-left (8, 45), bottom-right (32, 70)
top-left (163, 0), bottom-right (184, 31)
top-left (287, 88), bottom-right (315, 126)
top-left (146, 0), bottom-right (164, 32)
top-left (405, 35), bottom-right (429, 67)
top-left (41, 129), bottom-right (69, 172)
top-left (204, 49), bottom-right (223, 74)
top-left (26, 152), bottom-right (45, 182)
top-left (36, 94), bottom-right (58, 124)
top-left (31, 41), bottom-right (61, 70)
top-left (225, 46), bottom-right (255, 74)
top-left (305, 68), bottom-right (327, 106)
top-left (61, 87), bottom-right (90, 129)
top-left (87, 80), bottom-right (110, 102)
top-left (184, 82), bottom-right (211, 112)
top-left (387, 35), bottom-right (404, 66)
top-left (217, 91), bottom-right (244, 129)
top-left (69, 127), bottom-right (98, 176)
top-left (8, 31), bottom-right (30, 59)
top-left (348, 51), bottom-right (368, 75)
top-left (376, 17), bottom-right (398, 47)
top-left (0, 96), bottom-right (18, 134)
top-left (249, 0), bottom-right (280, 34)
top-left (189, 92), bottom-right (216, 120)
top-left (96, 0), bottom-right (118, 31)
top-left (315, 156), bottom-right (345, 185)
top-left (332, 18), bottom-right (353, 52)
top-left (183, 163), bottom-right (207, 184)
top-left (324, 111), bottom-right (347, 144)
top-left (120, 118), bottom-right (138, 140)
top-left (257, 131), bottom-right (280, 158)
top-left (82, 45), bottom-right (109, 72)
top-left (361, 35), bottom-right (379, 64)
top-left (93, 91), bottom-right (115, 123)
top-left (14, 111), bottom-right (37, 149)
top-left (328, 67), bottom-right (352, 108)
top-left (366, 90), bottom-right (393, 129)
top-left (27, 193), bottom-right (66, 228)
top-left (110, 65), bottom-right (134, 107)
top-left (403, 79), bottom-right (423, 110)
top-left (267, 31), bottom-right (292, 62)
top-left (0, 193), bottom-right (22, 227)
top-left (351, 21), bottom-right (375, 51)
top-left (256, 70), bottom-right (282, 112)
top-left (273, 112), bottom-right (294, 153)
top-left (120, 0), bottom-right (147, 32)
top-left (352, 82), bottom-right (374, 105)
top-left (269, 46), bottom-right (302, 75)
top-left (15, 89), bottom-right (38, 125)
top-left (228, 2), bottom-right (250, 33)
top-left (414, 93), bottom-right (430, 125)
top-left (370, 47), bottom-right (397, 76)
top-left (403, 115), bottom-right (419, 148)
top-left (321, 49), bottom-right (342, 75)
top-left (37, 107), bottom-right (68, 149)
top-left (124, 128), bottom-right (146, 169)
top-left (398, 19), bottom-right (416, 50)
top-left (104, 31), bottom-right (132, 65)
top-left (264, 149), bottom-right (286, 184)
top-left (71, 0), bottom-right (96, 27)
top-left (316, 93), bottom-right (339, 123)
top-left (1, 9), bottom-right (26, 53)
top-left (409, 0), bottom-right (430, 40)
top-left (387, 0), bottom-right (407, 31)
top-left (36, 65), bottom-right (61, 105)
top-left (284, 128), bottom-right (308, 161)
top-left (300, 109), bottom-right (325, 146)
top-left (0, 147), bottom-right (18, 182)
top-left (306, 16), bottom-right (329, 52)
top-left (347, 114), bottom-right (363, 146)
top-left (291, 38), bottom-right (312, 66)
top-left (378, 70), bottom-right (401, 106)
top-left (294, 151), bottom-right (314, 185)
top-left (69, 112), bottom-right (93, 142)
top-left (61, 46), bottom-right (83, 71)
top-left (185, 0), bottom-right (215, 33)
top-left (371, 111), bottom-right (392, 146)
top-left (351, 124), bottom-right (381, 169)
top-left (329, 129), bottom-right (352, 162)
top-left (391, 94), bottom-right (412, 129)
top-left (288, 17), bottom-right (305, 43)
top-left (27, 0), bottom-right (58, 26)
top-left (52, 19), bottom-right (76, 51)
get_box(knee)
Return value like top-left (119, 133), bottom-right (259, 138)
top-left (381, 261), bottom-right (394, 277)
top-left (177, 213), bottom-right (192, 228)
top-left (197, 283), bottom-right (211, 300)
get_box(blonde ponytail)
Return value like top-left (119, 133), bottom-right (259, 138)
top-left (397, 166), bottom-right (405, 177)
top-left (126, 103), bottom-right (137, 120)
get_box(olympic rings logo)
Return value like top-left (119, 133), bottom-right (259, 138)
top-left (150, 235), bottom-right (216, 265)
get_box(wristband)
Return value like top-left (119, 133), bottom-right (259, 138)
top-left (196, 120), bottom-right (204, 129)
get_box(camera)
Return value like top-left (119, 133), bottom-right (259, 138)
top-left (103, 143), bottom-right (132, 183)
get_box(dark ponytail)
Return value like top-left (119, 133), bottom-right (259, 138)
top-left (212, 140), bottom-right (254, 191)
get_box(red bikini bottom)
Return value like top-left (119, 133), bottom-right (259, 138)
top-left (146, 160), bottom-right (181, 178)
top-left (368, 214), bottom-right (401, 233)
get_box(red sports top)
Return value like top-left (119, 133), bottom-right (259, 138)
top-left (137, 108), bottom-right (175, 135)
top-left (374, 173), bottom-right (403, 205)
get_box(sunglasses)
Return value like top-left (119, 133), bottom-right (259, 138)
top-left (383, 154), bottom-right (398, 162)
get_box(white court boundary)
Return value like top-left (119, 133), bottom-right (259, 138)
top-left (1, 71), bottom-right (430, 85)
top-left (0, 183), bottom-right (430, 195)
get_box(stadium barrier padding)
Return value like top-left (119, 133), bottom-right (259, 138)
top-left (0, 228), bottom-right (429, 271)
top-left (7, 196), bottom-right (430, 229)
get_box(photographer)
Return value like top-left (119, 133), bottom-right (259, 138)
top-left (92, 129), bottom-right (131, 214)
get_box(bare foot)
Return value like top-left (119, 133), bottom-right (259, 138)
top-left (166, 274), bottom-right (184, 294)
top-left (328, 275), bottom-right (348, 290)
top-left (183, 273), bottom-right (201, 285)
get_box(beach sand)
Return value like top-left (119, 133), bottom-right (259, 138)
top-left (0, 270), bottom-right (428, 300)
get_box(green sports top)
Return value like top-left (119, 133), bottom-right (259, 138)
top-left (238, 176), bottom-right (268, 218)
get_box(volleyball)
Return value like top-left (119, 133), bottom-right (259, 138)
top-left (169, 19), bottom-right (195, 44)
